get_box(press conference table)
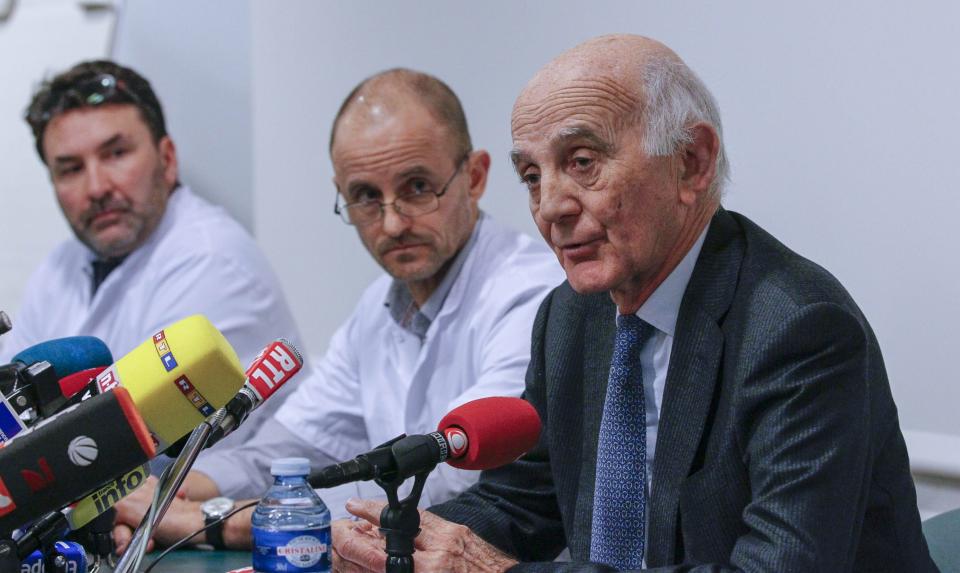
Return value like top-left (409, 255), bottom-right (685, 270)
top-left (146, 549), bottom-right (251, 572)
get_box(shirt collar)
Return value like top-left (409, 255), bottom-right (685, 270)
top-left (635, 222), bottom-right (711, 337)
top-left (385, 212), bottom-right (485, 336)
top-left (83, 184), bottom-right (184, 296)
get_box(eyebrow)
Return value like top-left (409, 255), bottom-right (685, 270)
top-left (395, 165), bottom-right (434, 183)
top-left (509, 149), bottom-right (529, 172)
top-left (344, 164), bottom-right (438, 197)
top-left (556, 126), bottom-right (614, 155)
top-left (510, 125), bottom-right (615, 173)
top-left (344, 180), bottom-right (377, 199)
top-left (51, 133), bottom-right (126, 165)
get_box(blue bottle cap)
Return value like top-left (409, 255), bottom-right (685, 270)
top-left (271, 457), bottom-right (311, 476)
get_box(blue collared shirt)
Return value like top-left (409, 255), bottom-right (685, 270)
top-left (630, 223), bottom-right (710, 495)
top-left (384, 213), bottom-right (484, 341)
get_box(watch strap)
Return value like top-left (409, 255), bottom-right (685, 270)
top-left (204, 512), bottom-right (227, 550)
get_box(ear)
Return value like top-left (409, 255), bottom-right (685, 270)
top-left (466, 150), bottom-right (491, 202)
top-left (677, 123), bottom-right (720, 205)
top-left (157, 136), bottom-right (179, 191)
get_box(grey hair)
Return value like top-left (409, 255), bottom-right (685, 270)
top-left (639, 56), bottom-right (730, 198)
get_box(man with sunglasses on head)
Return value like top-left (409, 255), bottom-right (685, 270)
top-left (110, 68), bottom-right (562, 551)
top-left (3, 57), bottom-right (307, 516)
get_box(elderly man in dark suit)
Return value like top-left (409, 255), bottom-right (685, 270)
top-left (331, 34), bottom-right (936, 572)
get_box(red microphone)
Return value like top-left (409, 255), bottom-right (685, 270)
top-left (58, 367), bottom-right (108, 401)
top-left (438, 397), bottom-right (540, 470)
top-left (309, 397), bottom-right (541, 488)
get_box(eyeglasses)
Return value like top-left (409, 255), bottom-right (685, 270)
top-left (334, 155), bottom-right (468, 226)
top-left (27, 73), bottom-right (149, 125)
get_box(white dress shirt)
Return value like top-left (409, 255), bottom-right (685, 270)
top-left (633, 224), bottom-right (710, 496)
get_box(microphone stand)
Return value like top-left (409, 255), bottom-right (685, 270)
top-left (0, 511), bottom-right (69, 573)
top-left (375, 468), bottom-right (432, 573)
top-left (0, 540), bottom-right (17, 573)
top-left (114, 409), bottom-right (225, 573)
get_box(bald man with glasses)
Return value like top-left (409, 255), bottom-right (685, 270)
top-left (112, 68), bottom-right (562, 551)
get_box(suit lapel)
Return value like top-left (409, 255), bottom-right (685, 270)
top-left (647, 208), bottom-right (744, 565)
top-left (569, 293), bottom-right (616, 558)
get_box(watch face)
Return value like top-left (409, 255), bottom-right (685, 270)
top-left (203, 496), bottom-right (235, 518)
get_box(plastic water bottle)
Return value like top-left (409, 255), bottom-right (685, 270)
top-left (252, 457), bottom-right (331, 573)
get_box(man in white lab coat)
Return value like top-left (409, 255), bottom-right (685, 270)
top-left (112, 68), bottom-right (563, 552)
top-left (6, 60), bottom-right (304, 446)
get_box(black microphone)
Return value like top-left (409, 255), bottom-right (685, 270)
top-left (309, 433), bottom-right (448, 489)
top-left (0, 388), bottom-right (156, 537)
top-left (309, 397), bottom-right (541, 489)
top-left (0, 360), bottom-right (58, 429)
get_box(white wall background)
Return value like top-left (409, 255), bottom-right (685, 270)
top-left (248, 1), bottom-right (960, 441)
top-left (0, 0), bottom-right (114, 340)
top-left (112, 0), bottom-right (254, 231)
top-left (1, 0), bottom-right (958, 511)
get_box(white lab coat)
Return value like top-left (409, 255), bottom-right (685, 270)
top-left (194, 215), bottom-right (564, 515)
top-left (0, 186), bottom-right (306, 448)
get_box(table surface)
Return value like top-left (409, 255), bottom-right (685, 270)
top-left (143, 549), bottom-right (251, 572)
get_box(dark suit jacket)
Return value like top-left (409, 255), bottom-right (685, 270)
top-left (431, 208), bottom-right (936, 572)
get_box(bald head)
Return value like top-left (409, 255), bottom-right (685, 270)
top-left (330, 68), bottom-right (472, 162)
top-left (515, 34), bottom-right (728, 196)
top-left (518, 35), bottom-right (678, 106)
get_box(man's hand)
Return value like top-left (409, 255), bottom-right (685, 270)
top-left (113, 475), bottom-right (204, 554)
top-left (332, 498), bottom-right (518, 573)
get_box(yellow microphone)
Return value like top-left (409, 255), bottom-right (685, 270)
top-left (94, 314), bottom-right (246, 453)
top-left (61, 463), bottom-right (150, 530)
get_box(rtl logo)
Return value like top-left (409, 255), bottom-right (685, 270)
top-left (245, 340), bottom-right (302, 399)
top-left (96, 366), bottom-right (121, 393)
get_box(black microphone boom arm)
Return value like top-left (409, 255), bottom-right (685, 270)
top-left (309, 433), bottom-right (449, 489)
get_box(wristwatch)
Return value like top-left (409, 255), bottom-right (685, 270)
top-left (200, 496), bottom-right (235, 549)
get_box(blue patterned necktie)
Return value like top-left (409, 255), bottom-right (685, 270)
top-left (590, 314), bottom-right (651, 569)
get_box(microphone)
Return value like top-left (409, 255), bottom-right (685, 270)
top-left (0, 361), bottom-right (57, 437)
top-left (58, 367), bottom-right (108, 401)
top-left (207, 338), bottom-right (304, 447)
top-left (8, 461), bottom-right (150, 560)
top-left (309, 397), bottom-right (541, 489)
top-left (20, 541), bottom-right (87, 572)
top-left (60, 463), bottom-right (150, 531)
top-left (0, 387), bottom-right (156, 536)
top-left (1, 337), bottom-right (113, 425)
top-left (10, 337), bottom-right (113, 380)
top-left (85, 314), bottom-right (246, 454)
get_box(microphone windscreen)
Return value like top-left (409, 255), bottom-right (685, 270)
top-left (11, 337), bottom-right (113, 379)
top-left (0, 387), bottom-right (155, 536)
top-left (58, 367), bottom-right (107, 400)
top-left (94, 315), bottom-right (245, 452)
top-left (438, 397), bottom-right (541, 470)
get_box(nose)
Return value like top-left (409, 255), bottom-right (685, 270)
top-left (380, 202), bottom-right (412, 237)
top-left (84, 161), bottom-right (112, 201)
top-left (535, 171), bottom-right (580, 224)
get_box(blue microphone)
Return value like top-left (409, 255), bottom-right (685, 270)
top-left (11, 337), bottom-right (113, 380)
top-left (1, 337), bottom-right (114, 430)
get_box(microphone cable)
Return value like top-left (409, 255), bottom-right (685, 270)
top-left (142, 500), bottom-right (258, 573)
